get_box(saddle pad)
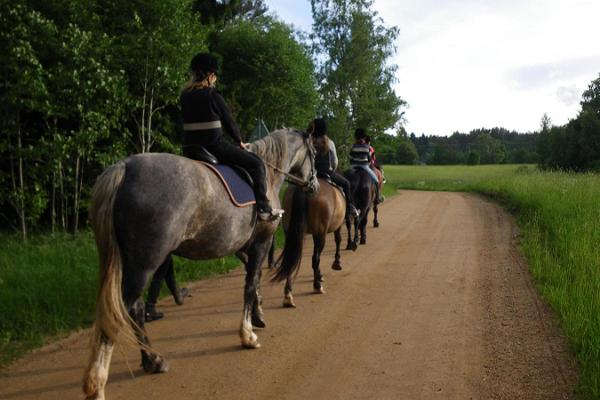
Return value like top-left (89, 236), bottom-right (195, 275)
top-left (199, 162), bottom-right (256, 207)
top-left (319, 177), bottom-right (345, 199)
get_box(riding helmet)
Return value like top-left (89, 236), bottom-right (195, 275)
top-left (190, 52), bottom-right (219, 76)
top-left (354, 128), bottom-right (367, 139)
top-left (312, 118), bottom-right (327, 137)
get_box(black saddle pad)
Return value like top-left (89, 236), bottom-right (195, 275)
top-left (199, 162), bottom-right (256, 207)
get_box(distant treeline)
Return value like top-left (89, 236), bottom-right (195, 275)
top-left (372, 128), bottom-right (538, 166)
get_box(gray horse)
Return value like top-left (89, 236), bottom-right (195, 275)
top-left (83, 129), bottom-right (318, 400)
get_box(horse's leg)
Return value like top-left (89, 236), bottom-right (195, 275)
top-left (360, 209), bottom-right (369, 245)
top-left (345, 216), bottom-right (357, 251)
top-left (354, 214), bottom-right (360, 246)
top-left (373, 202), bottom-right (379, 228)
top-left (332, 228), bottom-right (342, 270)
top-left (239, 241), bottom-right (269, 349)
top-left (267, 233), bottom-right (276, 269)
top-left (283, 274), bottom-right (296, 308)
top-left (83, 332), bottom-right (114, 400)
top-left (123, 269), bottom-right (169, 374)
top-left (252, 264), bottom-right (266, 328)
top-left (312, 234), bottom-right (326, 293)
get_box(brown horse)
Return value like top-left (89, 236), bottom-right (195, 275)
top-left (272, 178), bottom-right (348, 307)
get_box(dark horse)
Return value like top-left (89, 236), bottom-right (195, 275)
top-left (272, 178), bottom-right (349, 307)
top-left (82, 129), bottom-right (318, 400)
top-left (344, 167), bottom-right (379, 247)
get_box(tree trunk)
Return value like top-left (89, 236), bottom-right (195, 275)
top-left (51, 171), bottom-right (56, 234)
top-left (17, 123), bottom-right (27, 241)
top-left (72, 156), bottom-right (80, 233)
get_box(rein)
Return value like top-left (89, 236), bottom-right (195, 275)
top-left (263, 159), bottom-right (310, 187)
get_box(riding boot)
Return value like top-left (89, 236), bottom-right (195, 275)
top-left (145, 303), bottom-right (164, 322)
top-left (376, 185), bottom-right (384, 204)
top-left (345, 203), bottom-right (360, 220)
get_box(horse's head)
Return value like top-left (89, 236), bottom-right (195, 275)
top-left (286, 129), bottom-right (319, 196)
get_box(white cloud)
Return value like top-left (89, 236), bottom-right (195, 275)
top-left (266, 0), bottom-right (600, 134)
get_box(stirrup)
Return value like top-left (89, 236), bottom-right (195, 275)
top-left (258, 208), bottom-right (284, 221)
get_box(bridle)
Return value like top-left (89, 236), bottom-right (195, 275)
top-left (262, 136), bottom-right (315, 188)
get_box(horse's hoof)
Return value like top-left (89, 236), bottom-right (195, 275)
top-left (85, 393), bottom-right (105, 400)
top-left (283, 297), bottom-right (296, 308)
top-left (332, 262), bottom-right (342, 271)
top-left (252, 315), bottom-right (266, 329)
top-left (142, 355), bottom-right (169, 374)
top-left (374, 221), bottom-right (379, 228)
top-left (360, 238), bottom-right (366, 245)
top-left (314, 286), bottom-right (325, 294)
top-left (241, 332), bottom-right (261, 349)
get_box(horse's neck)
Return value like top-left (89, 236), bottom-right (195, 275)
top-left (252, 132), bottom-right (299, 193)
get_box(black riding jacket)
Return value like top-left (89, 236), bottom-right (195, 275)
top-left (180, 86), bottom-right (242, 147)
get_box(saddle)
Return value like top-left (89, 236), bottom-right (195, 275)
top-left (194, 147), bottom-right (256, 208)
top-left (316, 172), bottom-right (345, 198)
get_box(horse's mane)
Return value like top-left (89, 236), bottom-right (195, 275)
top-left (250, 128), bottom-right (304, 183)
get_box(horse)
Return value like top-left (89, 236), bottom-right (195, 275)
top-left (82, 128), bottom-right (318, 400)
top-left (272, 178), bottom-right (348, 308)
top-left (344, 167), bottom-right (379, 247)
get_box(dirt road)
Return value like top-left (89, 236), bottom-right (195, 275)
top-left (0, 191), bottom-right (578, 399)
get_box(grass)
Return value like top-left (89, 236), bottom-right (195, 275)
top-left (383, 164), bottom-right (600, 398)
top-left (0, 232), bottom-right (242, 366)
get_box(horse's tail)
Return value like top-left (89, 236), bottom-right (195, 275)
top-left (83, 161), bottom-right (138, 395)
top-left (272, 186), bottom-right (307, 282)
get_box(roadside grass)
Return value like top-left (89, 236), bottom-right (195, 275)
top-left (0, 232), bottom-right (242, 367)
top-left (384, 164), bottom-right (600, 398)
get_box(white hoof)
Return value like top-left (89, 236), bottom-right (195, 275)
top-left (240, 327), bottom-right (261, 349)
top-left (283, 294), bottom-right (296, 308)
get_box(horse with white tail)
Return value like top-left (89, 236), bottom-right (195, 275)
top-left (82, 129), bottom-right (318, 400)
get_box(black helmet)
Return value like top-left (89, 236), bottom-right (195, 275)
top-left (190, 52), bottom-right (219, 77)
top-left (312, 118), bottom-right (327, 137)
top-left (354, 128), bottom-right (367, 140)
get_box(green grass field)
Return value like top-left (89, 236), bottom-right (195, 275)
top-left (384, 164), bottom-right (600, 398)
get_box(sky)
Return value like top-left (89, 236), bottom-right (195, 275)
top-left (265, 0), bottom-right (600, 136)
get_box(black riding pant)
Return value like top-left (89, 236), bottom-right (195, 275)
top-left (147, 257), bottom-right (177, 305)
top-left (183, 138), bottom-right (271, 212)
top-left (330, 172), bottom-right (354, 208)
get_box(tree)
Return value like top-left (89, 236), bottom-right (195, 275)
top-left (194, 0), bottom-right (268, 26)
top-left (467, 151), bottom-right (480, 165)
top-left (0, 3), bottom-right (54, 239)
top-left (395, 140), bottom-right (418, 165)
top-left (213, 20), bottom-right (317, 137)
top-left (97, 0), bottom-right (207, 153)
top-left (311, 0), bottom-right (405, 159)
top-left (581, 74), bottom-right (600, 117)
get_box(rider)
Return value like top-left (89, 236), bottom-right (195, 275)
top-left (145, 259), bottom-right (189, 322)
top-left (180, 52), bottom-right (283, 221)
top-left (309, 118), bottom-right (359, 219)
top-left (349, 128), bottom-right (383, 203)
top-left (365, 135), bottom-right (386, 184)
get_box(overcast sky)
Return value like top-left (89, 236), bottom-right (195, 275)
top-left (265, 0), bottom-right (600, 135)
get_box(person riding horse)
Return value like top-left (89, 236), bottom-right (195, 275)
top-left (310, 118), bottom-right (359, 219)
top-left (350, 128), bottom-right (384, 203)
top-left (180, 52), bottom-right (283, 220)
